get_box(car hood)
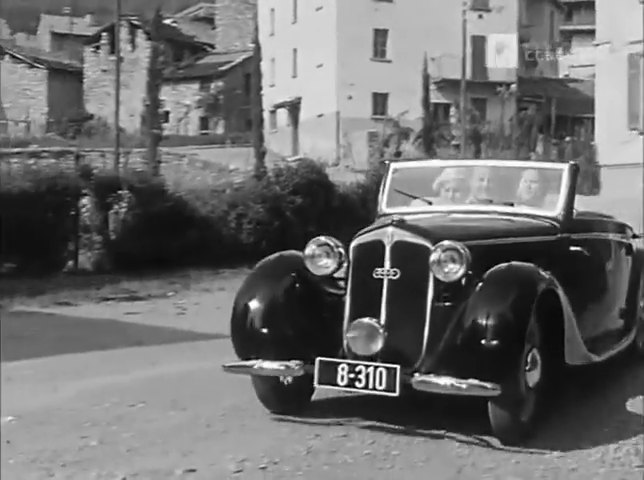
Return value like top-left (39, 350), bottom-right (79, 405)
top-left (358, 212), bottom-right (560, 244)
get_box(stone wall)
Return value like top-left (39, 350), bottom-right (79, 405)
top-left (160, 81), bottom-right (208, 136)
top-left (0, 56), bottom-right (48, 135)
top-left (214, 0), bottom-right (256, 52)
top-left (83, 24), bottom-right (151, 134)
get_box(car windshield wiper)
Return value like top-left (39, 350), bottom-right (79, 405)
top-left (394, 188), bottom-right (433, 205)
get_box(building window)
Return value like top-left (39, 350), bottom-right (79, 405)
top-left (372, 28), bottom-right (389, 60)
top-left (470, 98), bottom-right (488, 122)
top-left (627, 52), bottom-right (643, 131)
top-left (269, 57), bottom-right (276, 86)
top-left (270, 8), bottom-right (275, 36)
top-left (244, 73), bottom-right (252, 99)
top-left (292, 48), bottom-right (298, 78)
top-left (372, 92), bottom-right (389, 117)
top-left (199, 116), bottom-right (210, 134)
top-left (470, 35), bottom-right (488, 81)
top-left (199, 79), bottom-right (211, 92)
top-left (269, 110), bottom-right (277, 130)
top-left (162, 110), bottom-right (170, 124)
top-left (548, 10), bottom-right (556, 45)
top-left (292, 0), bottom-right (298, 23)
top-left (246, 118), bottom-right (253, 131)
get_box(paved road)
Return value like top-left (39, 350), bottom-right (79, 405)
top-left (1, 287), bottom-right (643, 480)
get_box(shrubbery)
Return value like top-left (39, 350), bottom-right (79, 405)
top-left (0, 167), bottom-right (82, 273)
top-left (0, 158), bottom-right (385, 274)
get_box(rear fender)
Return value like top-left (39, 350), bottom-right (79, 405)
top-left (230, 250), bottom-right (344, 361)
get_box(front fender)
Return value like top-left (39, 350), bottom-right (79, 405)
top-left (230, 250), bottom-right (344, 362)
top-left (435, 262), bottom-right (554, 383)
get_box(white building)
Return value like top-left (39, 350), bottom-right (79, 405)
top-left (558, 0), bottom-right (596, 78)
top-left (592, 0), bottom-right (643, 231)
top-left (257, 0), bottom-right (558, 166)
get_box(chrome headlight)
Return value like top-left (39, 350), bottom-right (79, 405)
top-left (429, 240), bottom-right (471, 282)
top-left (303, 236), bottom-right (346, 276)
top-left (345, 317), bottom-right (385, 356)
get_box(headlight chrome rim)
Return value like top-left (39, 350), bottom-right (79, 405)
top-left (345, 317), bottom-right (385, 356)
top-left (303, 235), bottom-right (347, 276)
top-left (429, 240), bottom-right (471, 282)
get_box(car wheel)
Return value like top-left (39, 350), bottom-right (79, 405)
top-left (251, 374), bottom-right (314, 415)
top-left (487, 318), bottom-right (548, 446)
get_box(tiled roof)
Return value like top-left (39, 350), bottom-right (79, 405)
top-left (163, 50), bottom-right (253, 80)
top-left (84, 17), bottom-right (212, 48)
top-left (0, 39), bottom-right (81, 72)
top-left (39, 14), bottom-right (99, 36)
top-left (172, 18), bottom-right (216, 46)
top-left (174, 3), bottom-right (217, 19)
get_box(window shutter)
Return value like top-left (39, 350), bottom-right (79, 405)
top-left (470, 0), bottom-right (490, 11)
top-left (471, 35), bottom-right (488, 81)
top-left (627, 52), bottom-right (642, 130)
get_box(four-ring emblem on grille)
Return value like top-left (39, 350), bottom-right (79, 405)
top-left (372, 267), bottom-right (401, 280)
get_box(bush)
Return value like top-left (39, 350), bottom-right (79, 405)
top-left (212, 158), bottom-right (341, 260)
top-left (1, 158), bottom-right (385, 274)
top-left (0, 168), bottom-right (81, 273)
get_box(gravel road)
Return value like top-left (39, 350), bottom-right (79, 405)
top-left (1, 271), bottom-right (642, 479)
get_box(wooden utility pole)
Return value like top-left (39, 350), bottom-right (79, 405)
top-left (459, 0), bottom-right (468, 158)
top-left (114, 0), bottom-right (121, 172)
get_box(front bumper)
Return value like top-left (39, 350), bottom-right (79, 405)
top-left (222, 359), bottom-right (501, 398)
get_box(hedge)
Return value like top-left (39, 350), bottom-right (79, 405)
top-left (0, 158), bottom-right (384, 274)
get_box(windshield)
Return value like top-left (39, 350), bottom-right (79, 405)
top-left (381, 160), bottom-right (568, 216)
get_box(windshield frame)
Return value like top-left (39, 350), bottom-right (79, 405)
top-left (377, 159), bottom-right (573, 219)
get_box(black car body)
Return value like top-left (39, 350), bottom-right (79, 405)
top-left (222, 159), bottom-right (644, 445)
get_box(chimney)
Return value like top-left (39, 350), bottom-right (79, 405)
top-left (100, 31), bottom-right (110, 59)
top-left (85, 13), bottom-right (96, 26)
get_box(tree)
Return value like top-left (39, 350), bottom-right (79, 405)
top-left (416, 53), bottom-right (437, 157)
top-left (144, 8), bottom-right (163, 176)
top-left (250, 21), bottom-right (267, 180)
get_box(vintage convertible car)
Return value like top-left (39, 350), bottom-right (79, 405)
top-left (222, 159), bottom-right (644, 445)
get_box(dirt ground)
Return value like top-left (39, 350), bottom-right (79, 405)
top-left (1, 269), bottom-right (643, 480)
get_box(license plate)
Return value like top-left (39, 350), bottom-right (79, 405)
top-left (313, 357), bottom-right (400, 397)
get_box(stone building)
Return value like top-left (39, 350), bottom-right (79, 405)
top-left (0, 18), bottom-right (11, 40)
top-left (162, 50), bottom-right (254, 136)
top-left (36, 12), bottom-right (100, 63)
top-left (83, 16), bottom-right (255, 137)
top-left (0, 40), bottom-right (83, 136)
top-left (173, 0), bottom-right (256, 52)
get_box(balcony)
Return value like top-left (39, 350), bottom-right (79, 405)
top-left (561, 13), bottom-right (596, 32)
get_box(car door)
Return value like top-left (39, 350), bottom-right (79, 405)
top-left (561, 214), bottom-right (633, 354)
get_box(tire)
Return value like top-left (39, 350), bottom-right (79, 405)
top-left (630, 276), bottom-right (644, 357)
top-left (487, 317), bottom-right (550, 446)
top-left (251, 374), bottom-right (314, 415)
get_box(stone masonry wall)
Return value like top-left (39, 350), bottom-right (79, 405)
top-left (0, 57), bottom-right (48, 135)
top-left (160, 81), bottom-right (210, 136)
top-left (83, 23), bottom-right (151, 134)
top-left (214, 0), bottom-right (256, 52)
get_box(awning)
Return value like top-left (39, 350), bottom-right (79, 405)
top-left (518, 76), bottom-right (594, 117)
top-left (271, 96), bottom-right (302, 110)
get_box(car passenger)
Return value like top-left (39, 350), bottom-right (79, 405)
top-left (516, 168), bottom-right (548, 207)
top-left (466, 166), bottom-right (494, 204)
top-left (431, 167), bottom-right (468, 203)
